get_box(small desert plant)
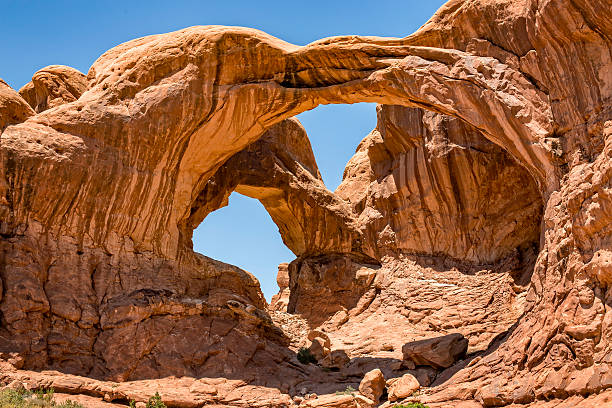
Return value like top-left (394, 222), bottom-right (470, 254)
top-left (297, 347), bottom-right (317, 364)
top-left (146, 392), bottom-right (166, 408)
top-left (392, 403), bottom-right (430, 408)
top-left (0, 388), bottom-right (31, 407)
top-left (0, 387), bottom-right (84, 408)
top-left (334, 385), bottom-right (356, 396)
top-left (35, 387), bottom-right (54, 404)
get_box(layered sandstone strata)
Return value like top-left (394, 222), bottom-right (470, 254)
top-left (0, 0), bottom-right (611, 406)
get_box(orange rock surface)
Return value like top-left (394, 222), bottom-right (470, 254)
top-left (1, 0), bottom-right (611, 406)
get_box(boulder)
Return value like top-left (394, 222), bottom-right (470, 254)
top-left (358, 369), bottom-right (385, 403)
top-left (386, 373), bottom-right (420, 402)
top-left (308, 330), bottom-right (331, 348)
top-left (321, 349), bottom-right (350, 370)
top-left (402, 333), bottom-right (468, 369)
top-left (309, 337), bottom-right (331, 361)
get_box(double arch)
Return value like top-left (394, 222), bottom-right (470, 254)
top-left (17, 26), bottom-right (557, 258)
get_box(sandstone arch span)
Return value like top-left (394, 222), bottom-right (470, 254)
top-left (2, 24), bottom-right (555, 261)
top-left (185, 117), bottom-right (368, 258)
top-left (1, 0), bottom-right (611, 405)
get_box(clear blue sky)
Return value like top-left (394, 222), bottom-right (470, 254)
top-left (1, 0), bottom-right (446, 301)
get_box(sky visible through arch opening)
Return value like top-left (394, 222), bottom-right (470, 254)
top-left (194, 103), bottom-right (377, 301)
top-left (2, 0), bottom-right (447, 302)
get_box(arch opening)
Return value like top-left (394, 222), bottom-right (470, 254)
top-left (193, 192), bottom-right (294, 301)
top-left (295, 103), bottom-right (378, 191)
top-left (275, 104), bottom-right (545, 376)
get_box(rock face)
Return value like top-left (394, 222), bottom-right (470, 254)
top-left (0, 0), bottom-right (611, 407)
top-left (18, 65), bottom-right (88, 113)
top-left (269, 263), bottom-right (290, 312)
top-left (337, 105), bottom-right (543, 264)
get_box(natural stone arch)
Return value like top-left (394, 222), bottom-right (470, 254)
top-left (189, 103), bottom-right (544, 264)
top-left (184, 117), bottom-right (368, 258)
top-left (2, 25), bottom-right (555, 261)
top-left (278, 104), bottom-right (544, 330)
top-left (1, 0), bottom-right (610, 402)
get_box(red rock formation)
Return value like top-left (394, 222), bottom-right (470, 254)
top-left (0, 79), bottom-right (34, 130)
top-left (0, 0), bottom-right (611, 406)
top-left (338, 105), bottom-right (543, 264)
top-left (19, 66), bottom-right (88, 113)
top-left (183, 118), bottom-right (363, 257)
top-left (286, 105), bottom-right (542, 352)
top-left (270, 263), bottom-right (290, 312)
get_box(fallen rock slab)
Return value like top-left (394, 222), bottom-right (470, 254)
top-left (302, 393), bottom-right (374, 408)
top-left (402, 333), bottom-right (468, 369)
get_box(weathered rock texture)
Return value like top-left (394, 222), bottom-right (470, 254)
top-left (287, 104), bottom-right (543, 329)
top-left (18, 65), bottom-right (88, 113)
top-left (0, 79), bottom-right (34, 130)
top-left (184, 118), bottom-right (361, 257)
top-left (0, 0), bottom-right (611, 406)
top-left (337, 105), bottom-right (543, 264)
top-left (269, 263), bottom-right (291, 312)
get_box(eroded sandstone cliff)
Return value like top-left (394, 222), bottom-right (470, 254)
top-left (0, 0), bottom-right (611, 406)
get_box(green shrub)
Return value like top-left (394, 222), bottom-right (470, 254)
top-left (0, 387), bottom-right (84, 408)
top-left (146, 392), bottom-right (166, 408)
top-left (334, 385), bottom-right (356, 396)
top-left (0, 388), bottom-right (31, 407)
top-left (36, 388), bottom-right (54, 404)
top-left (297, 347), bottom-right (317, 364)
top-left (393, 403), bottom-right (430, 408)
